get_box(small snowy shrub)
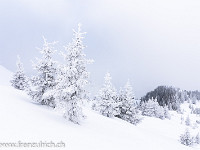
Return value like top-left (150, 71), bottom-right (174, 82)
top-left (185, 115), bottom-right (191, 126)
top-left (180, 129), bottom-right (194, 146)
top-left (11, 55), bottom-right (28, 90)
top-left (164, 106), bottom-right (171, 119)
top-left (193, 108), bottom-right (200, 115)
top-left (195, 133), bottom-right (200, 144)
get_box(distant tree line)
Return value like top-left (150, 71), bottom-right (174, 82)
top-left (141, 86), bottom-right (200, 111)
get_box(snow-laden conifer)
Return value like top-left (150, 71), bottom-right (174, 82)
top-left (28, 37), bottom-right (57, 107)
top-left (156, 105), bottom-right (165, 120)
top-left (55, 24), bottom-right (93, 124)
top-left (180, 129), bottom-right (194, 146)
top-left (185, 115), bottom-right (191, 126)
top-left (11, 55), bottom-right (28, 90)
top-left (94, 72), bottom-right (119, 118)
top-left (118, 80), bottom-right (141, 125)
top-left (164, 106), bottom-right (171, 119)
top-left (195, 133), bottom-right (200, 144)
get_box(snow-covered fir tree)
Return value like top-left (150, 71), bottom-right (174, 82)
top-left (123, 80), bottom-right (135, 104)
top-left (94, 72), bottom-right (119, 118)
top-left (195, 133), bottom-right (200, 144)
top-left (156, 105), bottom-right (165, 120)
top-left (10, 55), bottom-right (28, 90)
top-left (55, 24), bottom-right (93, 124)
top-left (164, 106), bottom-right (171, 119)
top-left (118, 80), bottom-right (141, 125)
top-left (180, 129), bottom-right (194, 146)
top-left (185, 115), bottom-right (191, 126)
top-left (28, 37), bottom-right (57, 107)
top-left (191, 96), bottom-right (197, 104)
top-left (181, 115), bottom-right (184, 124)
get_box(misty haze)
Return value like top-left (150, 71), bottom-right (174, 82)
top-left (0, 0), bottom-right (200, 150)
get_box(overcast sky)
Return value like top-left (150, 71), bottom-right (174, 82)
top-left (1, 0), bottom-right (200, 97)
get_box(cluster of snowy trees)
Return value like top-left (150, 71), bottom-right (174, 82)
top-left (12, 25), bottom-right (196, 127)
top-left (11, 24), bottom-right (92, 124)
top-left (141, 86), bottom-right (191, 111)
top-left (92, 73), bottom-right (142, 125)
top-left (188, 103), bottom-right (200, 115)
top-left (180, 129), bottom-right (199, 146)
top-left (187, 91), bottom-right (200, 102)
top-left (179, 104), bottom-right (200, 147)
top-left (11, 24), bottom-right (172, 125)
top-left (139, 98), bottom-right (170, 119)
top-left (193, 108), bottom-right (200, 115)
top-left (92, 73), bottom-right (172, 125)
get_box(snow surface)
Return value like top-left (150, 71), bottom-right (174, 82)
top-left (0, 65), bottom-right (12, 86)
top-left (0, 65), bottom-right (199, 150)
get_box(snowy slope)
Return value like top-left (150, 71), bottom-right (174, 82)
top-left (0, 66), bottom-right (199, 150)
top-left (0, 65), bottom-right (12, 86)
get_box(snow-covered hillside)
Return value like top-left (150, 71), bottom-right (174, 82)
top-left (0, 65), bottom-right (12, 86)
top-left (0, 65), bottom-right (199, 150)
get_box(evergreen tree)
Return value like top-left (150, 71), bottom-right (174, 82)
top-left (156, 105), bottom-right (165, 120)
top-left (180, 129), bottom-right (194, 146)
top-left (28, 37), bottom-right (57, 107)
top-left (181, 115), bottom-right (184, 124)
top-left (94, 72), bottom-right (119, 118)
top-left (118, 80), bottom-right (141, 125)
top-left (185, 115), bottom-right (191, 126)
top-left (55, 24), bottom-right (93, 124)
top-left (191, 96), bottom-right (197, 104)
top-left (124, 80), bottom-right (135, 105)
top-left (164, 106), bottom-right (171, 119)
top-left (195, 133), bottom-right (200, 144)
top-left (10, 55), bottom-right (28, 90)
